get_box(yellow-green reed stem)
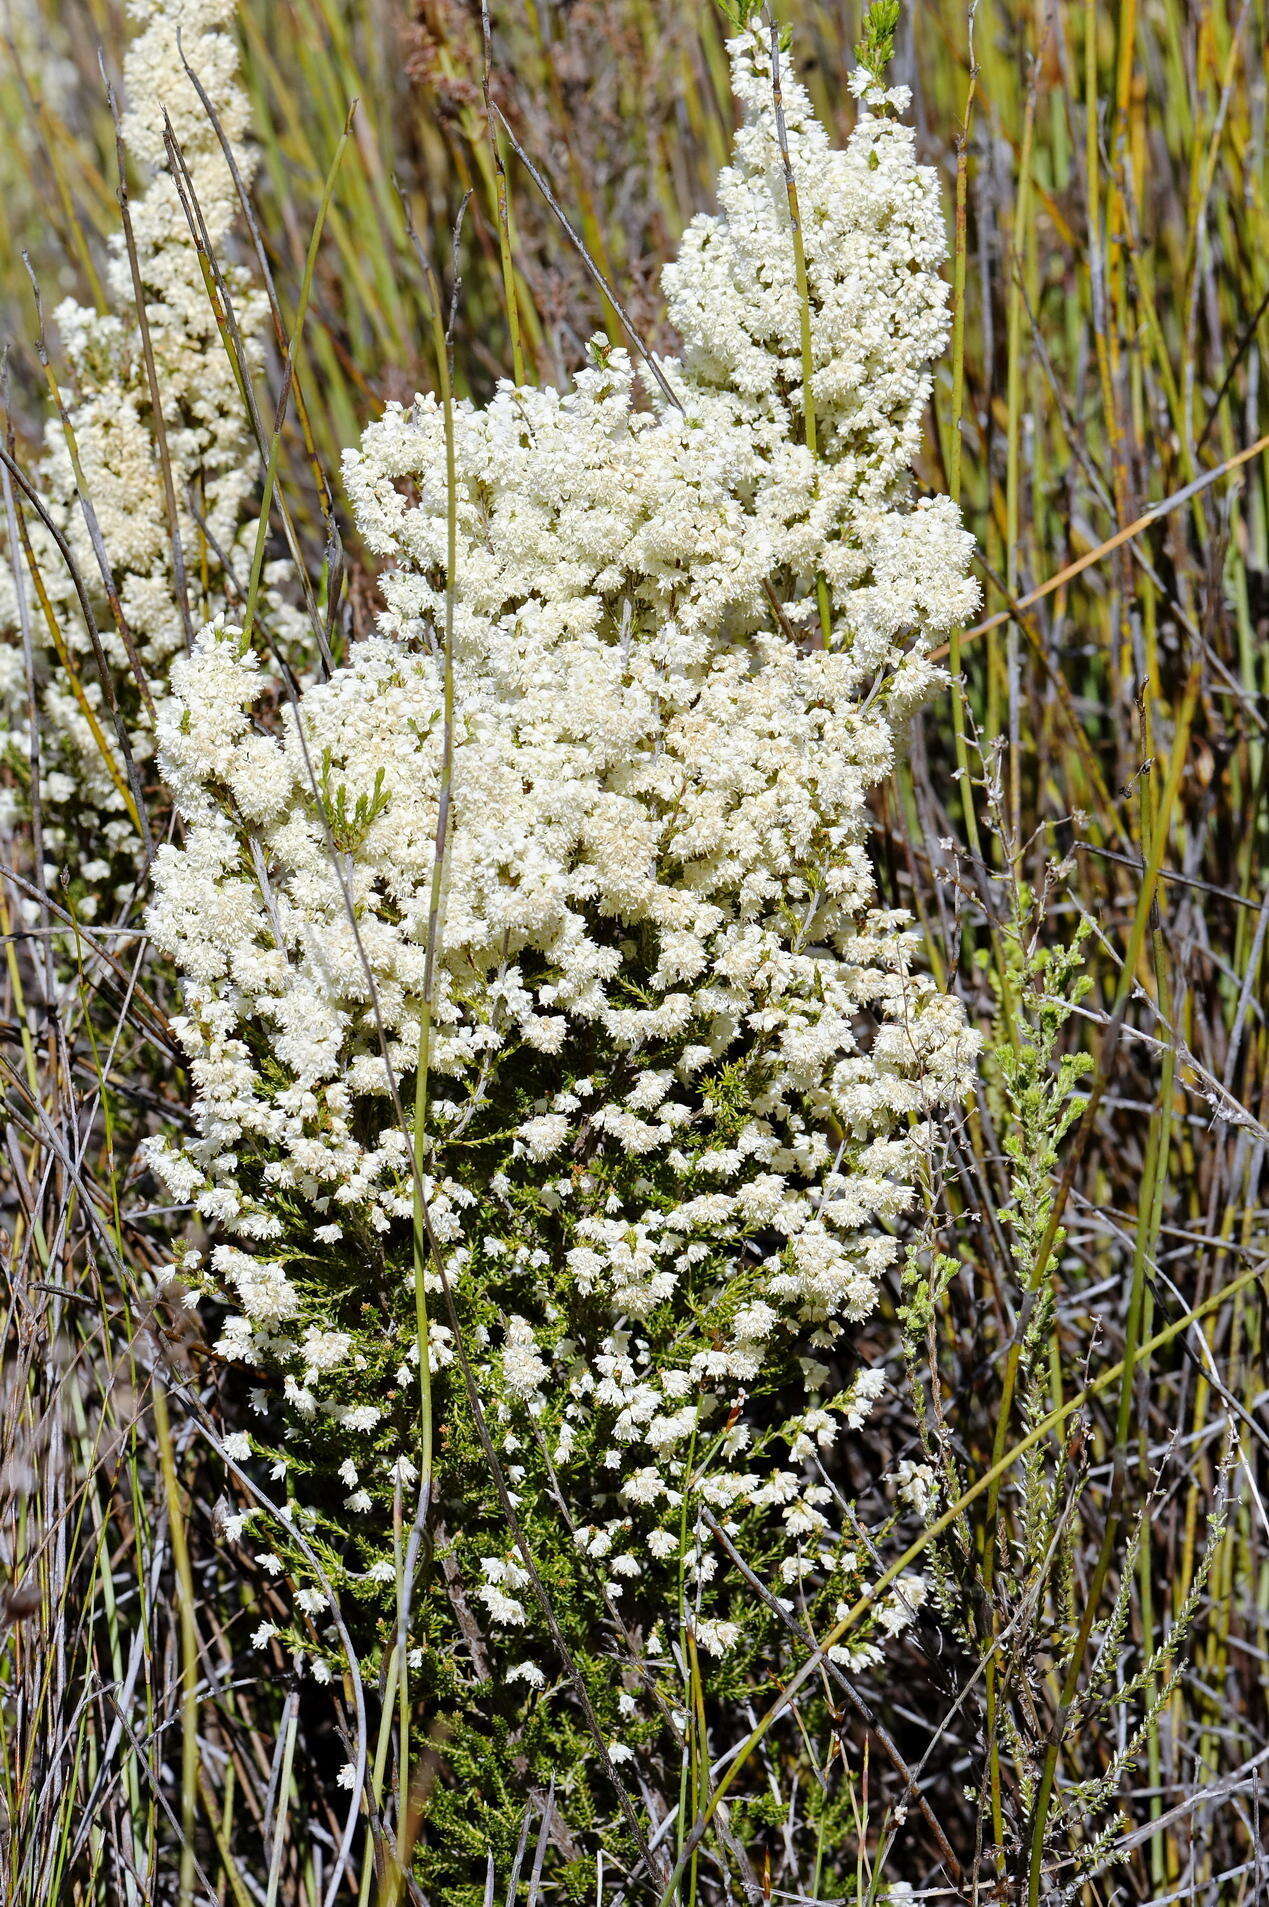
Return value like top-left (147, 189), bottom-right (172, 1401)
top-left (76, 1398), bottom-right (149, 1897)
top-left (27, 88), bottom-right (110, 312)
top-left (0, 851), bottom-right (41, 1103)
top-left (11, 501), bottom-right (139, 828)
top-left (1025, 696), bottom-right (1182, 1906)
top-left (983, 91), bottom-right (1042, 1808)
top-left (481, 0), bottom-right (526, 386)
top-left (196, 1762), bottom-right (254, 1907)
top-left (1137, 506), bottom-right (1173, 1890)
top-left (263, 1692), bottom-right (299, 1907)
top-left (1024, 1018), bottom-right (1176, 1906)
top-left (961, 29), bottom-right (1011, 1839)
top-left (673, 1420), bottom-right (698, 1886)
top-left (985, 649), bottom-right (1201, 1552)
top-left (62, 1009), bottom-right (165, 1897)
top-left (357, 1646), bottom-right (401, 1907)
top-left (392, 1491), bottom-right (413, 1875)
top-left (151, 1377), bottom-right (199, 1907)
top-left (1003, 76), bottom-right (1037, 843)
top-left (685, 1624), bottom-right (709, 1907)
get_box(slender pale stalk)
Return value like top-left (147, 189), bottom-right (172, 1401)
top-left (389, 221), bottom-right (460, 1881)
top-left (151, 1378), bottom-right (199, 1907)
top-left (946, 24), bottom-right (984, 873)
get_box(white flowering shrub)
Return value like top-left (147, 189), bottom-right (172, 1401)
top-left (147, 23), bottom-right (980, 1893)
top-left (0, 0), bottom-right (300, 917)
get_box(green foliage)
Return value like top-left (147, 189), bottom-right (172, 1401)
top-left (197, 956), bottom-right (921, 1899)
top-left (312, 748), bottom-right (393, 853)
top-left (856, 0), bottom-right (902, 72)
top-left (712, 0), bottom-right (764, 29)
top-left (991, 890), bottom-right (1094, 1276)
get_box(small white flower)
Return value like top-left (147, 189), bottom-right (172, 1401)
top-left (506, 1659), bottom-right (546, 1691)
top-left (893, 1459), bottom-right (938, 1520)
top-left (501, 1316), bottom-right (549, 1400)
top-left (695, 1619), bottom-right (742, 1656)
top-left (514, 1113), bottom-right (572, 1160)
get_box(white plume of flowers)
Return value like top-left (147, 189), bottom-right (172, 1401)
top-left (0, 0), bottom-right (299, 915)
top-left (146, 26), bottom-right (979, 1687)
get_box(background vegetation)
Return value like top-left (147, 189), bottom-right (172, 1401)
top-left (2, 0), bottom-right (1267, 1900)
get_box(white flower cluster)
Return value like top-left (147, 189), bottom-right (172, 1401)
top-left (0, 0), bottom-right (299, 914)
top-left (147, 28), bottom-right (979, 1665)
